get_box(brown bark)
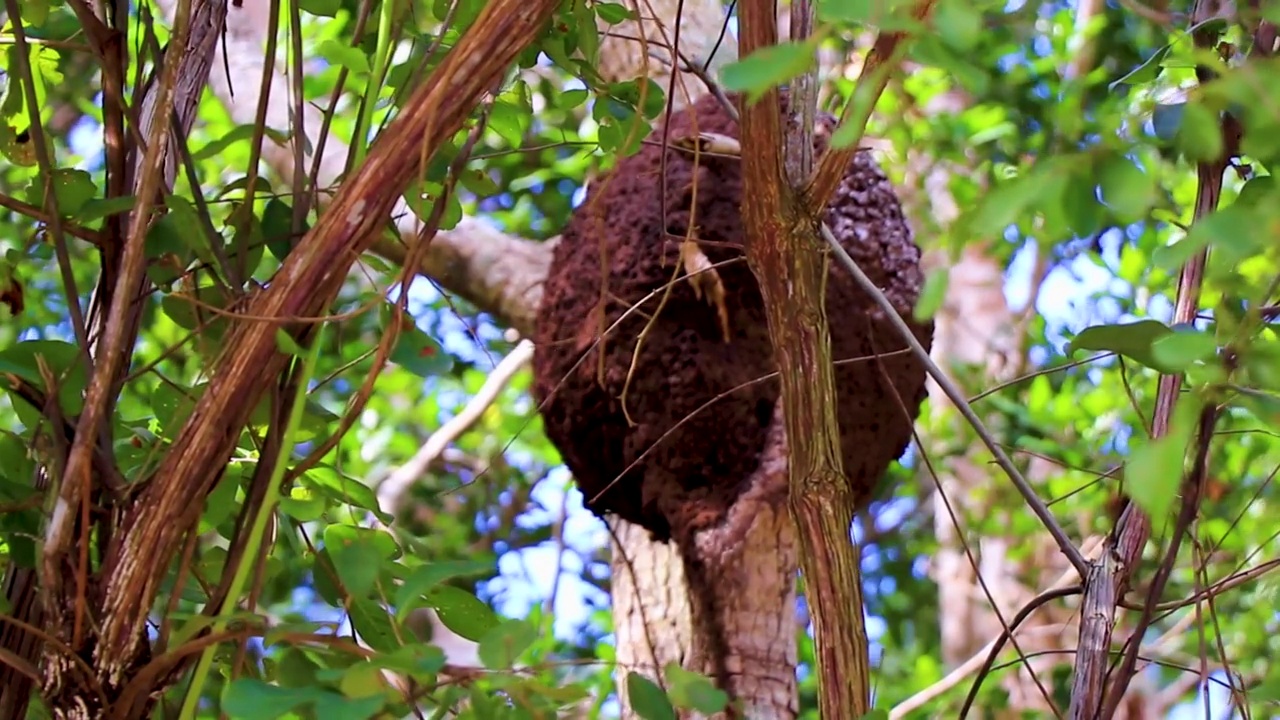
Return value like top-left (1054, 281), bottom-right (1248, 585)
top-left (1, 0), bottom-right (228, 714)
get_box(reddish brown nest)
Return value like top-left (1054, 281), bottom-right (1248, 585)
top-left (532, 92), bottom-right (933, 543)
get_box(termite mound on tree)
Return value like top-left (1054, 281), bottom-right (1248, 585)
top-left (531, 92), bottom-right (933, 543)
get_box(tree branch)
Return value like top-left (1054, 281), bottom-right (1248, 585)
top-left (803, 0), bottom-right (935, 211)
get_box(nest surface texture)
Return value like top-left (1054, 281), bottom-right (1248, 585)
top-left (532, 93), bottom-right (934, 543)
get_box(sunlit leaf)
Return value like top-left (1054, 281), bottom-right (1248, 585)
top-left (664, 664), bottom-right (728, 714)
top-left (24, 168), bottom-right (96, 216)
top-left (395, 560), bottom-right (494, 620)
top-left (323, 525), bottom-right (398, 599)
top-left (627, 672), bottom-right (676, 720)
top-left (426, 585), bottom-right (499, 642)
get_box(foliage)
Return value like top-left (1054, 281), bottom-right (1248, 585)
top-left (1, 0), bottom-right (1279, 717)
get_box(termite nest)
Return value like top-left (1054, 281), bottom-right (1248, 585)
top-left (532, 92), bottom-right (933, 543)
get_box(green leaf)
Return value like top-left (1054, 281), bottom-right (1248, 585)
top-left (426, 585), bottom-right (499, 642)
top-left (275, 648), bottom-right (321, 688)
top-left (276, 329), bottom-right (306, 358)
top-left (386, 310), bottom-right (451, 378)
top-left (1152, 102), bottom-right (1184, 144)
top-left (192, 124), bottom-right (259, 162)
top-left (298, 0), bottom-right (341, 16)
top-left (595, 2), bottom-right (634, 24)
top-left (145, 214), bottom-right (195, 286)
top-left (337, 662), bottom-right (386, 699)
top-left (0, 340), bottom-right (87, 418)
top-left (1175, 101), bottom-right (1223, 162)
top-left (263, 197), bottom-right (301, 262)
top-left (395, 560), bottom-right (494, 620)
top-left (314, 694), bottom-right (386, 720)
top-left (303, 465), bottom-right (385, 517)
top-left (1125, 406), bottom-right (1196, 522)
top-left (1150, 329), bottom-right (1217, 372)
top-left (626, 672), bottom-right (676, 720)
top-left (24, 168), bottom-right (96, 216)
top-left (350, 599), bottom-right (404, 653)
top-left (222, 679), bottom-right (321, 720)
top-left (323, 525), bottom-right (398, 599)
top-left (1066, 320), bottom-right (1176, 372)
top-left (1152, 204), bottom-right (1249, 271)
top-left (1061, 169), bottom-right (1103, 237)
top-left (372, 643), bottom-right (447, 680)
top-left (459, 168), bottom-right (501, 197)
top-left (1234, 389), bottom-right (1280, 429)
top-left (934, 0), bottom-right (982, 51)
top-left (1110, 44), bottom-right (1171, 89)
top-left (0, 433), bottom-right (35, 501)
top-left (665, 664), bottom-right (729, 714)
top-left (489, 98), bottom-right (529, 149)
top-left (913, 267), bottom-right (949, 321)
top-left (558, 88), bottom-right (589, 110)
top-left (20, 0), bottom-right (51, 25)
top-left (1098, 155), bottom-right (1156, 224)
top-left (1244, 339), bottom-right (1280, 392)
top-left (719, 40), bottom-right (818, 104)
top-left (317, 39), bottom-right (370, 75)
top-left (75, 195), bottom-right (137, 223)
top-left (199, 469), bottom-right (243, 535)
top-left (965, 168), bottom-right (1047, 237)
top-left (815, 0), bottom-right (923, 31)
top-left (477, 619), bottom-right (538, 669)
top-left (278, 486), bottom-right (327, 522)
top-left (607, 78), bottom-right (667, 121)
top-left (160, 284), bottom-right (232, 341)
top-left (1234, 174), bottom-right (1276, 208)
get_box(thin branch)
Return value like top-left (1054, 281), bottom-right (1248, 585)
top-left (1099, 404), bottom-right (1219, 718)
top-left (804, 0), bottom-right (936, 210)
top-left (376, 339), bottom-right (534, 517)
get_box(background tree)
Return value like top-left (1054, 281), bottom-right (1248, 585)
top-left (2, 0), bottom-right (1280, 718)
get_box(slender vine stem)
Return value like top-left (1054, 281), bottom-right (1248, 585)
top-left (179, 325), bottom-right (326, 716)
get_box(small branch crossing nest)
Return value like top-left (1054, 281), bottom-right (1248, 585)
top-left (532, 93), bottom-right (934, 544)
